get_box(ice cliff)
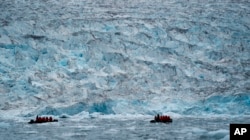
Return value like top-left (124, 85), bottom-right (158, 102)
top-left (0, 0), bottom-right (249, 117)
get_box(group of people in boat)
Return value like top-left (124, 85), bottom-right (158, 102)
top-left (29, 115), bottom-right (58, 124)
top-left (151, 114), bottom-right (172, 123)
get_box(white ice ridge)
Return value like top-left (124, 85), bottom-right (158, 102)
top-left (0, 0), bottom-right (249, 117)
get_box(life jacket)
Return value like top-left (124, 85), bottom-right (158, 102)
top-left (163, 116), bottom-right (167, 121)
top-left (37, 117), bottom-right (41, 122)
top-left (165, 116), bottom-right (168, 121)
top-left (161, 116), bottom-right (164, 121)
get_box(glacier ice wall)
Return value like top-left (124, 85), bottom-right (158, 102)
top-left (0, 0), bottom-right (249, 116)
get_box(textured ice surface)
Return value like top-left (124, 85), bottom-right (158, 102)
top-left (0, 0), bottom-right (250, 117)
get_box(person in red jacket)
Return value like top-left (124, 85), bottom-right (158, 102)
top-left (49, 116), bottom-right (53, 122)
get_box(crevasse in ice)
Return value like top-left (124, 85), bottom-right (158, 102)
top-left (0, 0), bottom-right (249, 117)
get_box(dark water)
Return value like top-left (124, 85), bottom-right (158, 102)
top-left (0, 116), bottom-right (249, 140)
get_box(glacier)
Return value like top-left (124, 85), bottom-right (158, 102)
top-left (0, 0), bottom-right (250, 119)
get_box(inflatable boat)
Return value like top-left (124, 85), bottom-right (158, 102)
top-left (150, 114), bottom-right (173, 123)
top-left (28, 116), bottom-right (58, 124)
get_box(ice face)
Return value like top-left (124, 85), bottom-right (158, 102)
top-left (0, 0), bottom-right (249, 117)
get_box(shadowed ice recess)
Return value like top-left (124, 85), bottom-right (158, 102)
top-left (0, 0), bottom-right (249, 118)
